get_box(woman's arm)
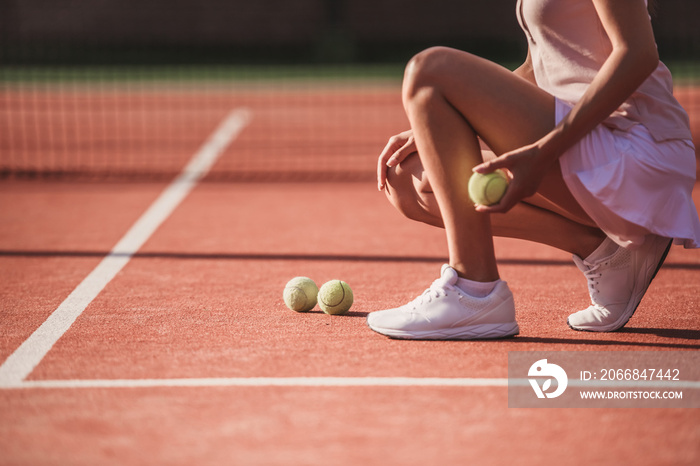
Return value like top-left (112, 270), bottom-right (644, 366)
top-left (537, 0), bottom-right (659, 161)
top-left (475, 0), bottom-right (659, 212)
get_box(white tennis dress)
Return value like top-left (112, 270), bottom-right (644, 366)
top-left (517, 0), bottom-right (700, 249)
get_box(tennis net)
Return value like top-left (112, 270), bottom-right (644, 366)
top-left (0, 66), bottom-right (407, 181)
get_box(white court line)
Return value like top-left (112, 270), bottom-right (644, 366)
top-left (0, 108), bottom-right (251, 388)
top-left (4, 377), bottom-right (509, 389)
top-left (2, 377), bottom-right (698, 390)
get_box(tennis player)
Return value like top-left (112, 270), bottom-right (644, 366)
top-left (368, 0), bottom-right (700, 340)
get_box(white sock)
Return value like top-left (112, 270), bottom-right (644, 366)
top-left (455, 277), bottom-right (499, 298)
top-left (585, 236), bottom-right (620, 264)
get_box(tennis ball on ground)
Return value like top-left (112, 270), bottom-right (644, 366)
top-left (283, 277), bottom-right (318, 312)
top-left (317, 280), bottom-right (353, 315)
top-left (468, 169), bottom-right (509, 206)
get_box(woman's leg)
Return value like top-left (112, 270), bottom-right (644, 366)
top-left (368, 47), bottom-right (609, 340)
top-left (384, 151), bottom-right (607, 257)
top-left (401, 47), bottom-right (598, 280)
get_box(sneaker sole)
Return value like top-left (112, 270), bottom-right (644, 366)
top-left (568, 236), bottom-right (672, 333)
top-left (368, 321), bottom-right (520, 341)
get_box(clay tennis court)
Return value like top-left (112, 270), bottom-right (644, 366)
top-left (1, 81), bottom-right (699, 465)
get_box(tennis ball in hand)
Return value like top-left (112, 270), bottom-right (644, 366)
top-left (468, 169), bottom-right (509, 206)
top-left (317, 280), bottom-right (353, 315)
top-left (283, 277), bottom-right (318, 312)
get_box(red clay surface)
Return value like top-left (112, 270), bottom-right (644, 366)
top-left (0, 181), bottom-right (167, 362)
top-left (3, 387), bottom-right (698, 465)
top-left (1, 179), bottom-right (699, 465)
top-left (20, 182), bottom-right (700, 382)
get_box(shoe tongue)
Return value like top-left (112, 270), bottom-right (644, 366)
top-left (439, 264), bottom-right (460, 285)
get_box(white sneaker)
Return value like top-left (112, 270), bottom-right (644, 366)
top-left (568, 235), bottom-right (672, 332)
top-left (367, 264), bottom-right (519, 340)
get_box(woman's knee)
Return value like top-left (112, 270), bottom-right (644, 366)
top-left (402, 46), bottom-right (465, 102)
top-left (403, 47), bottom-right (452, 100)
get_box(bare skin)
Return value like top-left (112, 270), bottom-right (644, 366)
top-left (377, 0), bottom-right (659, 283)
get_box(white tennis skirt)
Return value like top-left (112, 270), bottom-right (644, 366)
top-left (556, 98), bottom-right (700, 249)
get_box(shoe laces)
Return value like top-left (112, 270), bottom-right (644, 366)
top-left (583, 262), bottom-right (603, 294)
top-left (580, 257), bottom-right (616, 306)
top-left (406, 277), bottom-right (455, 312)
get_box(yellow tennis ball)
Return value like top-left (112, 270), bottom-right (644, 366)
top-left (317, 280), bottom-right (353, 315)
top-left (468, 169), bottom-right (509, 206)
top-left (283, 277), bottom-right (318, 312)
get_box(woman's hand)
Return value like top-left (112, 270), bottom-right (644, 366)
top-left (377, 129), bottom-right (416, 191)
top-left (471, 142), bottom-right (555, 213)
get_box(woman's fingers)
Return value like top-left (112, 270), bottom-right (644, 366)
top-left (387, 140), bottom-right (416, 167)
top-left (474, 182), bottom-right (520, 213)
top-left (377, 139), bottom-right (398, 190)
top-left (472, 145), bottom-right (547, 213)
top-left (472, 155), bottom-right (509, 174)
top-left (378, 130), bottom-right (415, 190)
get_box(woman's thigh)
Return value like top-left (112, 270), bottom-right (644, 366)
top-left (404, 47), bottom-right (554, 154)
top-left (404, 47), bottom-right (595, 225)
